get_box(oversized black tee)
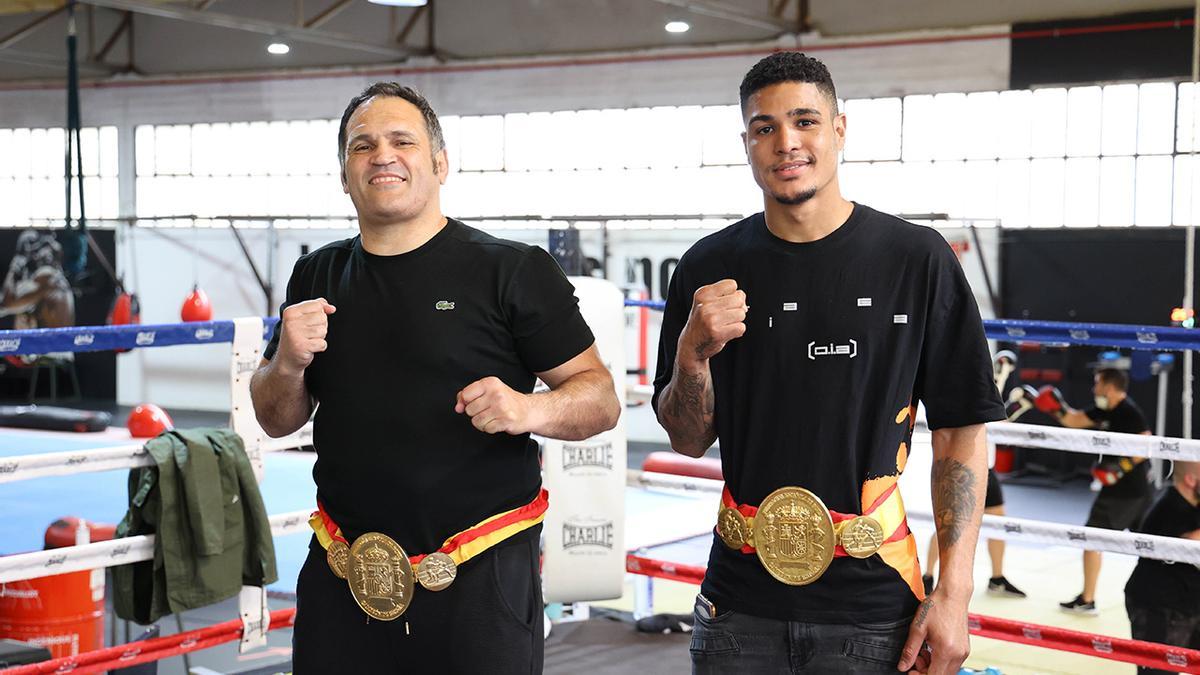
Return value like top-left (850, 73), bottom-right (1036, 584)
top-left (653, 203), bottom-right (1005, 623)
top-left (265, 219), bottom-right (594, 554)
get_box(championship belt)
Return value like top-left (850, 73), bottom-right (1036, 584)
top-left (715, 483), bottom-right (907, 586)
top-left (309, 488), bottom-right (549, 620)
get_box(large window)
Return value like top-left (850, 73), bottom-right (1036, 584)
top-left (5, 78), bottom-right (1196, 228)
top-left (842, 81), bottom-right (1182, 227)
top-left (0, 126), bottom-right (119, 223)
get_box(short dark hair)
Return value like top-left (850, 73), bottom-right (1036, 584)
top-left (1096, 368), bottom-right (1129, 392)
top-left (739, 51), bottom-right (838, 115)
top-left (337, 82), bottom-right (444, 168)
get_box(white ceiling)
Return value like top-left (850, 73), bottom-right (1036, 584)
top-left (0, 0), bottom-right (1188, 82)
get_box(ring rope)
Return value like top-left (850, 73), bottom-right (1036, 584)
top-left (624, 554), bottom-right (1200, 674)
top-left (986, 421), bottom-right (1200, 461)
top-left (0, 423), bottom-right (312, 484)
top-left (0, 608), bottom-right (297, 675)
top-left (0, 509), bottom-right (310, 584)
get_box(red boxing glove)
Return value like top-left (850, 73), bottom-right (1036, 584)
top-left (1092, 457), bottom-right (1135, 486)
top-left (1034, 385), bottom-right (1068, 419)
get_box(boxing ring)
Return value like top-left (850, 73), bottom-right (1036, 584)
top-left (0, 305), bottom-right (1199, 673)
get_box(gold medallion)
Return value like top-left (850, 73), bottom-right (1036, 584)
top-left (416, 552), bottom-right (458, 591)
top-left (716, 507), bottom-right (750, 550)
top-left (839, 516), bottom-right (885, 559)
top-left (326, 540), bottom-right (350, 579)
top-left (347, 532), bottom-right (415, 621)
top-left (753, 487), bottom-right (835, 586)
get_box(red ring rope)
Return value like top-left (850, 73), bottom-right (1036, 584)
top-left (0, 608), bottom-right (296, 675)
top-left (625, 553), bottom-right (1200, 674)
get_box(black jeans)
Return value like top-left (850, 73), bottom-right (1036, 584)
top-left (690, 595), bottom-right (912, 674)
top-left (293, 527), bottom-right (543, 674)
top-left (1126, 600), bottom-right (1200, 675)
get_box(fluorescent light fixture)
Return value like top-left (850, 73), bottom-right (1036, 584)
top-left (664, 20), bottom-right (690, 33)
top-left (368, 0), bottom-right (429, 6)
top-left (267, 42), bottom-right (290, 55)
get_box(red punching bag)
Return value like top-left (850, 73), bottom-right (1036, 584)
top-left (108, 291), bottom-right (141, 354)
top-left (127, 404), bottom-right (173, 438)
top-left (107, 292), bottom-right (140, 326)
top-left (180, 285), bottom-right (213, 322)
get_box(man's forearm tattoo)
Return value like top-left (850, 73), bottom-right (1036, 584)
top-left (663, 368), bottom-right (714, 439)
top-left (932, 457), bottom-right (976, 548)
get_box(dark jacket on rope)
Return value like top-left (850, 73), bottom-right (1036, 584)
top-left (113, 428), bottom-right (277, 624)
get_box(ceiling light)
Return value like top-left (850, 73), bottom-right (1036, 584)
top-left (368, 0), bottom-right (429, 6)
top-left (665, 20), bottom-right (690, 33)
top-left (267, 42), bottom-right (290, 55)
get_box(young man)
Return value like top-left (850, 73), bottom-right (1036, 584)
top-left (653, 52), bottom-right (1004, 674)
top-left (1124, 460), bottom-right (1200, 674)
top-left (1033, 368), bottom-right (1153, 614)
top-left (250, 83), bottom-right (620, 672)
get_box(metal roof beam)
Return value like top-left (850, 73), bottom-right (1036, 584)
top-left (78, 0), bottom-right (413, 58)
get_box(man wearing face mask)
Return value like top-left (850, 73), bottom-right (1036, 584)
top-left (1123, 460), bottom-right (1200, 674)
top-left (1032, 368), bottom-right (1152, 614)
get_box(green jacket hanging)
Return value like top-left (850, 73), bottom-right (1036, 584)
top-left (113, 427), bottom-right (277, 624)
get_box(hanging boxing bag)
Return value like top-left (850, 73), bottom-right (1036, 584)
top-left (180, 285), bottom-right (212, 322)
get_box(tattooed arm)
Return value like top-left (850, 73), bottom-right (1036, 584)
top-left (899, 422), bottom-right (988, 675)
top-left (655, 279), bottom-right (747, 458)
top-left (657, 355), bottom-right (718, 458)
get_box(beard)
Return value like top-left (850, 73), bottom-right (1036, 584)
top-left (772, 185), bottom-right (818, 205)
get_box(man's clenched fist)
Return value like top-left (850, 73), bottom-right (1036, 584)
top-left (276, 298), bottom-right (336, 376)
top-left (455, 376), bottom-right (536, 435)
top-left (679, 279), bottom-right (747, 365)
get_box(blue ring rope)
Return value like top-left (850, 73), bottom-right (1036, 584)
top-left (0, 309), bottom-right (1193, 354)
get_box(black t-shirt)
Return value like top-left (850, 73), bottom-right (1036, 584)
top-left (1124, 487), bottom-right (1200, 612)
top-left (652, 203), bottom-right (1005, 623)
top-left (264, 219), bottom-right (594, 554)
top-left (1085, 398), bottom-right (1151, 499)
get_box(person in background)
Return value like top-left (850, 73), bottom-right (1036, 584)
top-left (1123, 460), bottom-right (1200, 674)
top-left (924, 351), bottom-right (1026, 599)
top-left (1026, 368), bottom-right (1152, 614)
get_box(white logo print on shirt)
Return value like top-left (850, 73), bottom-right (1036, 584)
top-left (808, 340), bottom-right (858, 360)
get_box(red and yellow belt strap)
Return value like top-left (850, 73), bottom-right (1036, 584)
top-left (308, 488), bottom-right (550, 568)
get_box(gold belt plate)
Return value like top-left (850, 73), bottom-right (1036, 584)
top-left (716, 507), bottom-right (751, 550)
top-left (416, 551), bottom-right (458, 592)
top-left (326, 539), bottom-right (350, 579)
top-left (839, 515), bottom-right (885, 559)
top-left (347, 532), bottom-right (415, 621)
top-left (753, 486), bottom-right (835, 586)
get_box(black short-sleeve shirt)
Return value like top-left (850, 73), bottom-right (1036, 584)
top-left (1124, 487), bottom-right (1200, 612)
top-left (264, 219), bottom-right (594, 553)
top-left (1085, 398), bottom-right (1151, 499)
top-left (652, 203), bottom-right (1004, 623)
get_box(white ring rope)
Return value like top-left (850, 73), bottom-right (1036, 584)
top-left (910, 511), bottom-right (1200, 566)
top-left (986, 421), bottom-right (1200, 462)
top-left (0, 423), bottom-right (313, 484)
top-left (0, 509), bottom-right (312, 585)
